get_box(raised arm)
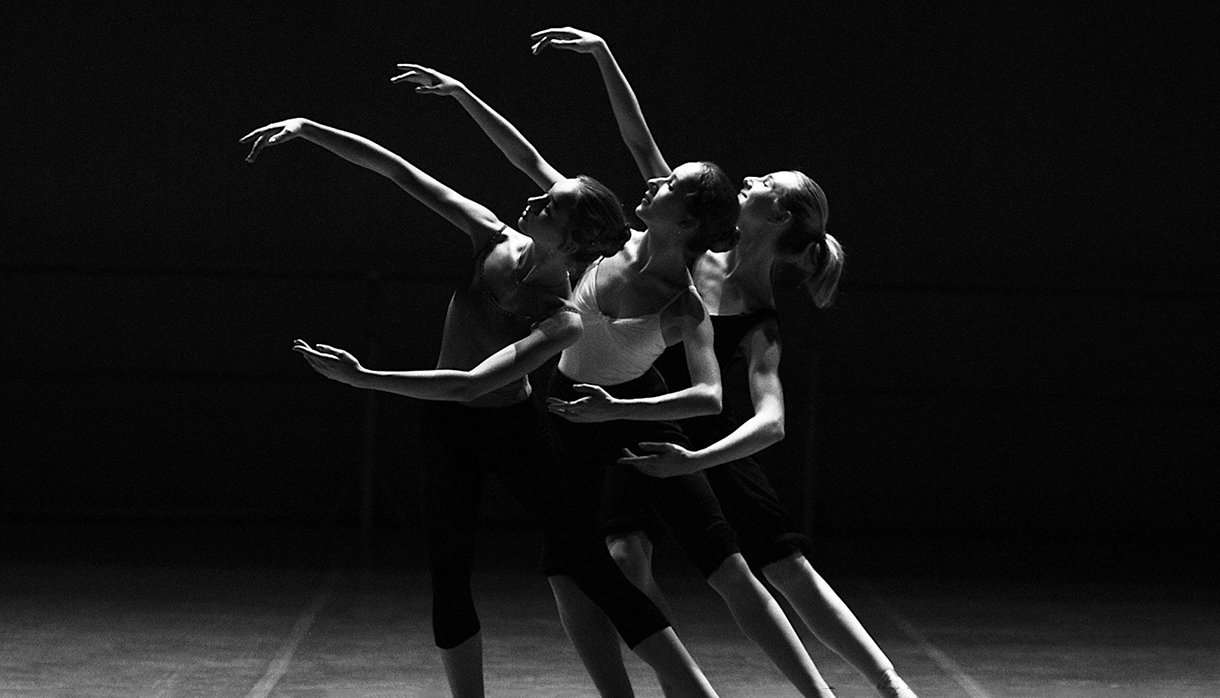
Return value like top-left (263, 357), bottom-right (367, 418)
top-left (624, 320), bottom-right (786, 478)
top-left (531, 27), bottom-right (671, 181)
top-left (391, 64), bottom-right (564, 191)
top-left (294, 311), bottom-right (581, 403)
top-left (547, 290), bottom-right (722, 423)
top-left (240, 117), bottom-right (502, 246)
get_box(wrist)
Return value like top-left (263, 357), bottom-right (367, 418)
top-left (298, 119), bottom-right (321, 138)
top-left (350, 367), bottom-right (372, 389)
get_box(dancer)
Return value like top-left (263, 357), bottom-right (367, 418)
top-left (240, 115), bottom-right (716, 697)
top-left (388, 62), bottom-right (837, 698)
top-left (531, 26), bottom-right (917, 698)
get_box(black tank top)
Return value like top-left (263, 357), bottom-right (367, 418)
top-left (653, 309), bottom-right (779, 444)
top-left (435, 229), bottom-right (568, 407)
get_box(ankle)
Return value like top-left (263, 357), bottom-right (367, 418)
top-left (876, 668), bottom-right (916, 698)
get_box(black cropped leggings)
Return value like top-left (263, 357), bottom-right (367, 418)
top-left (547, 368), bottom-right (740, 578)
top-left (418, 399), bottom-right (669, 650)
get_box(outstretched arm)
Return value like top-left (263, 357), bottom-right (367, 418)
top-left (391, 64), bottom-right (564, 190)
top-left (240, 117), bottom-right (502, 246)
top-left (623, 320), bottom-right (786, 478)
top-left (547, 291), bottom-right (721, 423)
top-left (531, 27), bottom-right (671, 180)
top-left (294, 312), bottom-right (581, 403)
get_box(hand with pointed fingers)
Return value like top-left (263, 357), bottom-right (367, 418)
top-left (617, 442), bottom-right (702, 478)
top-left (292, 339), bottom-right (365, 387)
top-left (546, 383), bottom-right (622, 423)
top-left (390, 63), bottom-right (465, 96)
top-left (529, 27), bottom-right (606, 56)
top-left (239, 118), bottom-right (310, 163)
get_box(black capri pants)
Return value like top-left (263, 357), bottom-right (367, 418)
top-left (668, 414), bottom-right (814, 570)
top-left (418, 398), bottom-right (669, 650)
top-left (547, 368), bottom-right (739, 578)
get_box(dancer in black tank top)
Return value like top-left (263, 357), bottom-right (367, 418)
top-left (534, 26), bottom-right (917, 698)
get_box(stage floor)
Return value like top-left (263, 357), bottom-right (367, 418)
top-left (1, 523), bottom-right (1215, 696)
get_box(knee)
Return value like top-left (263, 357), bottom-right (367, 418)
top-left (762, 552), bottom-right (809, 592)
top-left (706, 554), bottom-right (760, 597)
top-left (607, 534), bottom-right (654, 588)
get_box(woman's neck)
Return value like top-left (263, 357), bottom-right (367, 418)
top-left (518, 238), bottom-right (571, 290)
top-left (636, 225), bottom-right (689, 281)
top-left (716, 229), bottom-right (776, 310)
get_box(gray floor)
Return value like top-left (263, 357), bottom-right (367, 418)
top-left (1, 525), bottom-right (1215, 697)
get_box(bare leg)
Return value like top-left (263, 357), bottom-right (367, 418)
top-left (440, 632), bottom-right (485, 698)
top-left (631, 627), bottom-right (719, 698)
top-left (764, 553), bottom-right (916, 698)
top-left (549, 575), bottom-right (719, 698)
top-left (607, 532), bottom-right (675, 620)
top-left (707, 553), bottom-right (835, 697)
top-left (607, 532), bottom-right (677, 696)
top-left (549, 575), bottom-right (635, 697)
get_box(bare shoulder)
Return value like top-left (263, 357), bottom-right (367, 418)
top-left (746, 313), bottom-right (783, 346)
top-left (742, 317), bottom-right (783, 369)
top-left (534, 306), bottom-right (583, 348)
top-left (664, 285), bottom-right (709, 329)
top-left (503, 227), bottom-right (563, 285)
top-left (500, 226), bottom-right (532, 253)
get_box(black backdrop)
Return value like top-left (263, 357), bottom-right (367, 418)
top-left (3, 2), bottom-right (1215, 539)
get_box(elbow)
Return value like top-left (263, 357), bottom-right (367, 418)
top-left (626, 138), bottom-right (656, 160)
top-left (761, 416), bottom-right (785, 446)
top-left (554, 322), bottom-right (583, 349)
top-left (625, 135), bottom-right (649, 150)
top-left (696, 385), bottom-right (722, 417)
top-left (388, 166), bottom-right (414, 189)
top-left (452, 378), bottom-right (487, 403)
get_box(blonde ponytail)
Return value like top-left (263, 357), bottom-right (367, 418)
top-left (775, 171), bottom-right (843, 307)
top-left (805, 232), bottom-right (844, 308)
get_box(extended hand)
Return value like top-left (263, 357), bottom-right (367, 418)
top-left (546, 383), bottom-right (621, 422)
top-left (292, 339), bottom-right (364, 387)
top-left (239, 118), bottom-right (309, 163)
top-left (391, 63), bottom-right (464, 96)
top-left (617, 442), bottom-right (703, 478)
top-left (529, 27), bottom-right (606, 55)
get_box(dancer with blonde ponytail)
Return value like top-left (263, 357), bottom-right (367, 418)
top-left (532, 26), bottom-right (917, 698)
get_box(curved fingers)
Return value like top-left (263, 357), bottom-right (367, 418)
top-left (529, 27), bottom-right (580, 41)
top-left (238, 125), bottom-right (272, 143)
top-left (243, 132), bottom-right (270, 163)
top-left (389, 70), bottom-right (425, 85)
top-left (240, 122), bottom-right (296, 163)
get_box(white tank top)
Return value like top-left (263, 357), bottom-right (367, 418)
top-left (557, 257), bottom-right (695, 385)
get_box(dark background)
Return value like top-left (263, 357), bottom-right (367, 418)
top-left (3, 2), bottom-right (1215, 561)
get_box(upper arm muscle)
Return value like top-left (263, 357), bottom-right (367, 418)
top-left (742, 320), bottom-right (785, 417)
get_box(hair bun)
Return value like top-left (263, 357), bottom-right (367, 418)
top-left (685, 162), bottom-right (741, 255)
top-left (707, 226), bottom-right (741, 253)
